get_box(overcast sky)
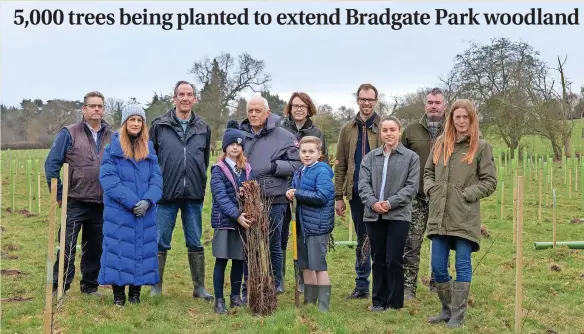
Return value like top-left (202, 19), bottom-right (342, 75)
top-left (1, 1), bottom-right (583, 111)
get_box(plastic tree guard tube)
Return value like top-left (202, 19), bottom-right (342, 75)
top-left (533, 241), bottom-right (584, 249)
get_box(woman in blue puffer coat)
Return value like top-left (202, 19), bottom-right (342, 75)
top-left (98, 105), bottom-right (163, 306)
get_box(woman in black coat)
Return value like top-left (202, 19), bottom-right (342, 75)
top-left (279, 92), bottom-right (329, 293)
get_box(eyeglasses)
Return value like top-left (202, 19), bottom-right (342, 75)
top-left (358, 98), bottom-right (376, 104)
top-left (85, 104), bottom-right (104, 109)
top-left (291, 104), bottom-right (308, 111)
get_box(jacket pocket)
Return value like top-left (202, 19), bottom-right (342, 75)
top-left (449, 186), bottom-right (470, 223)
top-left (363, 205), bottom-right (379, 221)
top-left (258, 177), bottom-right (285, 197)
top-left (427, 183), bottom-right (444, 223)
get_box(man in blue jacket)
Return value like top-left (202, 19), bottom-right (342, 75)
top-left (239, 95), bottom-right (302, 299)
top-left (45, 91), bottom-right (113, 296)
top-left (148, 80), bottom-right (213, 301)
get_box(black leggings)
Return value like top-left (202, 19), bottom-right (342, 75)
top-left (213, 258), bottom-right (244, 299)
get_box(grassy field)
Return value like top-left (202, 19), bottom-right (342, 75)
top-left (2, 128), bottom-right (584, 333)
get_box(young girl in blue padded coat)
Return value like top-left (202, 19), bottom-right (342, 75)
top-left (210, 120), bottom-right (253, 314)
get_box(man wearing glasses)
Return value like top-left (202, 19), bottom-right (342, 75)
top-left (45, 91), bottom-right (113, 296)
top-left (334, 84), bottom-right (383, 300)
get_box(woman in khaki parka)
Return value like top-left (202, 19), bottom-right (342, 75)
top-left (423, 99), bottom-right (497, 328)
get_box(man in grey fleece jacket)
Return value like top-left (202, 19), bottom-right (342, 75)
top-left (239, 95), bottom-right (302, 299)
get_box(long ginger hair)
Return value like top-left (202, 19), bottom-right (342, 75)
top-left (432, 99), bottom-right (479, 166)
top-left (218, 148), bottom-right (248, 170)
top-left (120, 119), bottom-right (150, 162)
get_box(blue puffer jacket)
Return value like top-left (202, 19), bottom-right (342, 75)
top-left (98, 132), bottom-right (163, 286)
top-left (210, 159), bottom-right (252, 230)
top-left (290, 162), bottom-right (335, 236)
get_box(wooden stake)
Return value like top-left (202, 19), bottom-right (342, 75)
top-left (569, 172), bottom-right (572, 199)
top-left (552, 189), bottom-right (557, 248)
top-left (581, 159), bottom-right (584, 210)
top-left (544, 161), bottom-right (549, 207)
top-left (515, 176), bottom-right (524, 334)
top-left (513, 173), bottom-right (517, 244)
top-left (27, 160), bottom-right (32, 212)
top-left (562, 153), bottom-right (568, 185)
top-left (37, 160), bottom-right (41, 214)
top-left (500, 181), bottom-right (505, 221)
top-left (44, 178), bottom-right (58, 334)
top-left (11, 160), bottom-right (16, 210)
top-left (575, 161), bottom-right (579, 193)
top-left (57, 163), bottom-right (69, 301)
top-left (538, 167), bottom-right (542, 224)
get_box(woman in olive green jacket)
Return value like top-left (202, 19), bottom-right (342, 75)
top-left (423, 99), bottom-right (497, 328)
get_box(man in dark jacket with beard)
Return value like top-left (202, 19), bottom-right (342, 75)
top-left (148, 80), bottom-right (213, 301)
top-left (239, 95), bottom-right (302, 302)
top-left (400, 87), bottom-right (446, 300)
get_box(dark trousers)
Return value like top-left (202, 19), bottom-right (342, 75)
top-left (52, 199), bottom-right (104, 293)
top-left (403, 198), bottom-right (429, 293)
top-left (365, 218), bottom-right (410, 309)
top-left (281, 203), bottom-right (292, 252)
top-left (242, 203), bottom-right (287, 296)
top-left (213, 258), bottom-right (244, 299)
top-left (112, 285), bottom-right (141, 295)
top-left (349, 194), bottom-right (371, 291)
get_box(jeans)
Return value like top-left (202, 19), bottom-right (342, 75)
top-left (349, 194), bottom-right (372, 291)
top-left (365, 219), bottom-right (410, 309)
top-left (52, 199), bottom-right (104, 293)
top-left (431, 235), bottom-right (473, 283)
top-left (156, 199), bottom-right (204, 252)
top-left (242, 203), bottom-right (286, 296)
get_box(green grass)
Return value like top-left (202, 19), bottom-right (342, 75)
top-left (2, 138), bottom-right (584, 333)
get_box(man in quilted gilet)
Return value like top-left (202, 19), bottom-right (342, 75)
top-left (45, 91), bottom-right (113, 296)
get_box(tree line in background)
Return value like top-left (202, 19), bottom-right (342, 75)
top-left (2, 37), bottom-right (584, 159)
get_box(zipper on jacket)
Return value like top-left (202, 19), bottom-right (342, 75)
top-left (183, 125), bottom-right (187, 190)
top-left (362, 124), bottom-right (366, 158)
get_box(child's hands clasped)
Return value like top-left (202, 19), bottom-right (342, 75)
top-left (286, 189), bottom-right (296, 201)
top-left (372, 201), bottom-right (389, 214)
top-left (237, 213), bottom-right (252, 229)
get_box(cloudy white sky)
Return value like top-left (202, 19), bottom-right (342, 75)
top-left (1, 1), bottom-right (583, 111)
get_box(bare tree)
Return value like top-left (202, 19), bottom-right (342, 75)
top-left (336, 105), bottom-right (356, 122)
top-left (188, 52), bottom-right (271, 111)
top-left (447, 38), bottom-right (547, 158)
top-left (317, 104), bottom-right (334, 116)
top-left (104, 97), bottom-right (126, 128)
top-left (188, 52), bottom-right (271, 153)
top-left (391, 88), bottom-right (431, 126)
top-left (439, 70), bottom-right (462, 107)
top-left (529, 56), bottom-right (577, 158)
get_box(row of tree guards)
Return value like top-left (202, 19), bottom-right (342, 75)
top-left (3, 150), bottom-right (582, 246)
top-left (496, 147), bottom-right (584, 250)
top-left (2, 158), bottom-right (44, 214)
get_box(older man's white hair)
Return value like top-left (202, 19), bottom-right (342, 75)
top-left (246, 94), bottom-right (270, 111)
